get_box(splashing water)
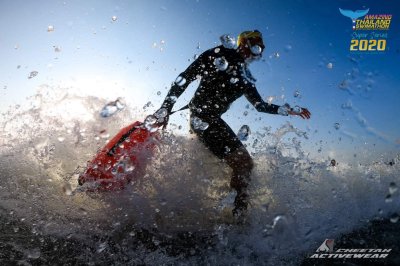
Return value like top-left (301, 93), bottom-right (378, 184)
top-left (0, 85), bottom-right (399, 265)
top-left (214, 57), bottom-right (229, 71)
top-left (237, 125), bottom-right (251, 141)
top-left (175, 76), bottom-right (187, 86)
top-left (28, 71), bottom-right (38, 79)
top-left (144, 115), bottom-right (159, 132)
top-left (220, 34), bottom-right (236, 49)
top-left (191, 116), bottom-right (209, 130)
top-left (100, 98), bottom-right (125, 117)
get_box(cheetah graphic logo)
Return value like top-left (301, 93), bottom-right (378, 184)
top-left (316, 239), bottom-right (335, 253)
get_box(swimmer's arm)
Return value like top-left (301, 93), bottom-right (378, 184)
top-left (244, 84), bottom-right (311, 119)
top-left (160, 52), bottom-right (208, 113)
top-left (244, 84), bottom-right (280, 114)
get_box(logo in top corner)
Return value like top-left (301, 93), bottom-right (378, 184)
top-left (316, 239), bottom-right (335, 253)
top-left (339, 7), bottom-right (392, 53)
top-left (339, 8), bottom-right (369, 22)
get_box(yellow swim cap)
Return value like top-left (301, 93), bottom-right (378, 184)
top-left (237, 30), bottom-right (263, 47)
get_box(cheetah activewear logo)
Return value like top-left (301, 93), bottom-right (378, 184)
top-left (310, 238), bottom-right (391, 259)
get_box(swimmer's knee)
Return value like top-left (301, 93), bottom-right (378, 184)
top-left (225, 148), bottom-right (253, 173)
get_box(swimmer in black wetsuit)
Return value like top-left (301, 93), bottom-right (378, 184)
top-left (154, 30), bottom-right (311, 217)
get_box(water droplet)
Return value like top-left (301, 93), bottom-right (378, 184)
top-left (291, 106), bottom-right (302, 114)
top-left (155, 108), bottom-right (168, 119)
top-left (266, 96), bottom-right (275, 104)
top-left (167, 96), bottom-right (178, 103)
top-left (193, 54), bottom-right (199, 60)
top-left (341, 100), bottom-right (353, 110)
top-left (175, 76), bottom-right (186, 86)
top-left (389, 182), bottom-right (397, 195)
top-left (100, 98), bottom-right (124, 117)
top-left (191, 117), bottom-right (209, 130)
top-left (237, 125), bottom-right (250, 141)
top-left (243, 111), bottom-right (248, 116)
top-left (63, 183), bottom-right (72, 196)
top-left (230, 77), bottom-right (238, 84)
top-left (47, 25), bottom-right (54, 32)
top-left (272, 52), bottom-right (280, 58)
top-left (250, 45), bottom-right (263, 55)
top-left (199, 122), bottom-right (209, 130)
top-left (327, 62), bottom-right (333, 69)
top-left (220, 34), bottom-right (236, 49)
top-left (155, 208), bottom-right (160, 213)
top-left (334, 123), bottom-right (340, 130)
top-left (157, 91), bottom-right (161, 96)
top-left (57, 136), bottom-right (65, 142)
top-left (54, 46), bottom-right (61, 52)
top-left (28, 71), bottom-right (38, 79)
top-left (284, 44), bottom-right (292, 52)
top-left (214, 48), bottom-right (220, 53)
top-left (271, 215), bottom-right (287, 231)
top-left (144, 115), bottom-right (158, 132)
top-left (142, 101), bottom-right (153, 110)
top-left (214, 57), bottom-right (229, 71)
top-left (294, 90), bottom-right (301, 98)
top-left (111, 16), bottom-right (117, 22)
top-left (390, 213), bottom-right (399, 223)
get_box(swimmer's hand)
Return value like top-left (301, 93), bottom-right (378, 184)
top-left (288, 107), bottom-right (311, 119)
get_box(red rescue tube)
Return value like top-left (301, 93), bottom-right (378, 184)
top-left (78, 121), bottom-right (157, 191)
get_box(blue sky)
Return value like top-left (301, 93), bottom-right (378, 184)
top-left (1, 0), bottom-right (399, 163)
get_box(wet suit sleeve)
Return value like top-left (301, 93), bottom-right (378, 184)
top-left (243, 83), bottom-right (280, 114)
top-left (160, 52), bottom-right (207, 114)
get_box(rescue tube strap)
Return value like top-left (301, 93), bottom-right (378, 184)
top-left (107, 124), bottom-right (142, 156)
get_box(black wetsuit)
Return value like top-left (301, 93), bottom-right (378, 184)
top-left (161, 45), bottom-right (281, 158)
